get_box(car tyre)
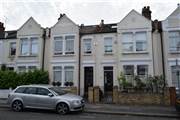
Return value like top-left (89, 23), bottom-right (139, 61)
top-left (56, 102), bottom-right (69, 115)
top-left (12, 100), bottom-right (23, 112)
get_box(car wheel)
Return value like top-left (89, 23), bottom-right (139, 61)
top-left (56, 103), bottom-right (69, 115)
top-left (12, 100), bottom-right (23, 112)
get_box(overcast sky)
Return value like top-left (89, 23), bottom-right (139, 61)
top-left (0, 0), bottom-right (179, 30)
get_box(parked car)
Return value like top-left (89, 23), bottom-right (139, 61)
top-left (7, 85), bottom-right (85, 115)
top-left (175, 95), bottom-right (180, 112)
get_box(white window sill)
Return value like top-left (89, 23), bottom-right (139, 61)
top-left (169, 51), bottom-right (180, 54)
top-left (8, 55), bottom-right (16, 58)
top-left (18, 55), bottom-right (38, 57)
top-left (122, 51), bottom-right (148, 54)
top-left (53, 54), bottom-right (75, 57)
top-left (83, 53), bottom-right (92, 56)
top-left (104, 52), bottom-right (113, 55)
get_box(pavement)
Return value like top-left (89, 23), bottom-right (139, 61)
top-left (0, 98), bottom-right (179, 118)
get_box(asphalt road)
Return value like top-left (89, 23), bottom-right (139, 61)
top-left (0, 107), bottom-right (179, 120)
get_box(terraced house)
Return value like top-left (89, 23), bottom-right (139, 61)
top-left (0, 5), bottom-right (179, 96)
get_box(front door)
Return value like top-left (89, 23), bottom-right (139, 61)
top-left (84, 67), bottom-right (93, 97)
top-left (104, 67), bottom-right (113, 94)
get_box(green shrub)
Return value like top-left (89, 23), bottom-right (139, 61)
top-left (0, 70), bottom-right (49, 89)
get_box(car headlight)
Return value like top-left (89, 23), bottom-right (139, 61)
top-left (72, 100), bottom-right (81, 105)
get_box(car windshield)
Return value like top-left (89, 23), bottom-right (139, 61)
top-left (49, 87), bottom-right (67, 95)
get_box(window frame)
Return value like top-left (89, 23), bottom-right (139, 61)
top-left (122, 32), bottom-right (148, 53)
top-left (169, 31), bottom-right (180, 53)
top-left (20, 37), bottom-right (39, 56)
top-left (54, 36), bottom-right (63, 55)
top-left (83, 38), bottom-right (92, 54)
top-left (104, 37), bottom-right (113, 54)
top-left (9, 42), bottom-right (16, 56)
top-left (65, 35), bottom-right (75, 54)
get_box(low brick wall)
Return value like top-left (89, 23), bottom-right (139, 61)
top-left (113, 86), bottom-right (172, 105)
top-left (61, 87), bottom-right (77, 95)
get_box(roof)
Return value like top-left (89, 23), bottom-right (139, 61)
top-left (80, 23), bottom-right (117, 35)
top-left (0, 30), bottom-right (17, 39)
top-left (5, 30), bottom-right (17, 39)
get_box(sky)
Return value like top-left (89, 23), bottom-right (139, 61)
top-left (0, 0), bottom-right (180, 30)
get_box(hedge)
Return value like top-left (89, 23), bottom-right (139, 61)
top-left (0, 70), bottom-right (49, 89)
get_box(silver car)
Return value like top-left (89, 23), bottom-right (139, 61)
top-left (7, 85), bottom-right (85, 114)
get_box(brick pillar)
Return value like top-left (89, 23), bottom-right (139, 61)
top-left (94, 86), bottom-right (100, 103)
top-left (113, 86), bottom-right (119, 104)
top-left (88, 87), bottom-right (94, 103)
top-left (169, 87), bottom-right (176, 105)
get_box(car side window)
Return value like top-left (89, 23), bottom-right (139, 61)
top-left (23, 87), bottom-right (37, 94)
top-left (14, 87), bottom-right (26, 93)
top-left (37, 88), bottom-right (50, 96)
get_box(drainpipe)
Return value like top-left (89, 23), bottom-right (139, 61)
top-left (78, 30), bottom-right (82, 95)
top-left (159, 22), bottom-right (165, 85)
top-left (42, 29), bottom-right (46, 71)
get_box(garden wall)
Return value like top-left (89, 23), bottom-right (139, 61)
top-left (113, 86), bottom-right (175, 105)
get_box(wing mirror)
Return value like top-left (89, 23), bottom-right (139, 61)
top-left (48, 93), bottom-right (54, 97)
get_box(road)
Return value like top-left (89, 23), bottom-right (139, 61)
top-left (0, 107), bottom-right (179, 120)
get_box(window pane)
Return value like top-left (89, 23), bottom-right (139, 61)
top-left (123, 65), bottom-right (134, 75)
top-left (64, 66), bottom-right (74, 82)
top-left (122, 33), bottom-right (133, 42)
top-left (137, 65), bottom-right (148, 75)
top-left (28, 66), bottom-right (36, 71)
top-left (31, 38), bottom-right (38, 55)
top-left (10, 42), bottom-right (16, 56)
top-left (24, 87), bottom-right (37, 94)
top-left (20, 38), bottom-right (29, 55)
top-left (123, 65), bottom-right (134, 84)
top-left (104, 37), bottom-right (113, 53)
top-left (66, 40), bottom-right (74, 52)
top-left (65, 35), bottom-right (74, 53)
top-left (123, 43), bottom-right (133, 52)
top-left (136, 41), bottom-right (147, 51)
top-left (135, 32), bottom-right (146, 41)
top-left (84, 39), bottom-right (92, 54)
top-left (135, 32), bottom-right (147, 51)
top-left (37, 88), bottom-right (50, 96)
top-left (171, 66), bottom-right (180, 87)
top-left (54, 41), bottom-right (63, 52)
top-left (53, 66), bottom-right (62, 82)
top-left (169, 32), bottom-right (180, 52)
top-left (18, 66), bottom-right (26, 73)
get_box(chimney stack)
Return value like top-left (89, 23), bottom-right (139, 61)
top-left (58, 13), bottom-right (65, 21)
top-left (0, 22), bottom-right (5, 32)
top-left (99, 19), bottom-right (104, 27)
top-left (142, 6), bottom-right (152, 20)
top-left (0, 22), bottom-right (5, 38)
